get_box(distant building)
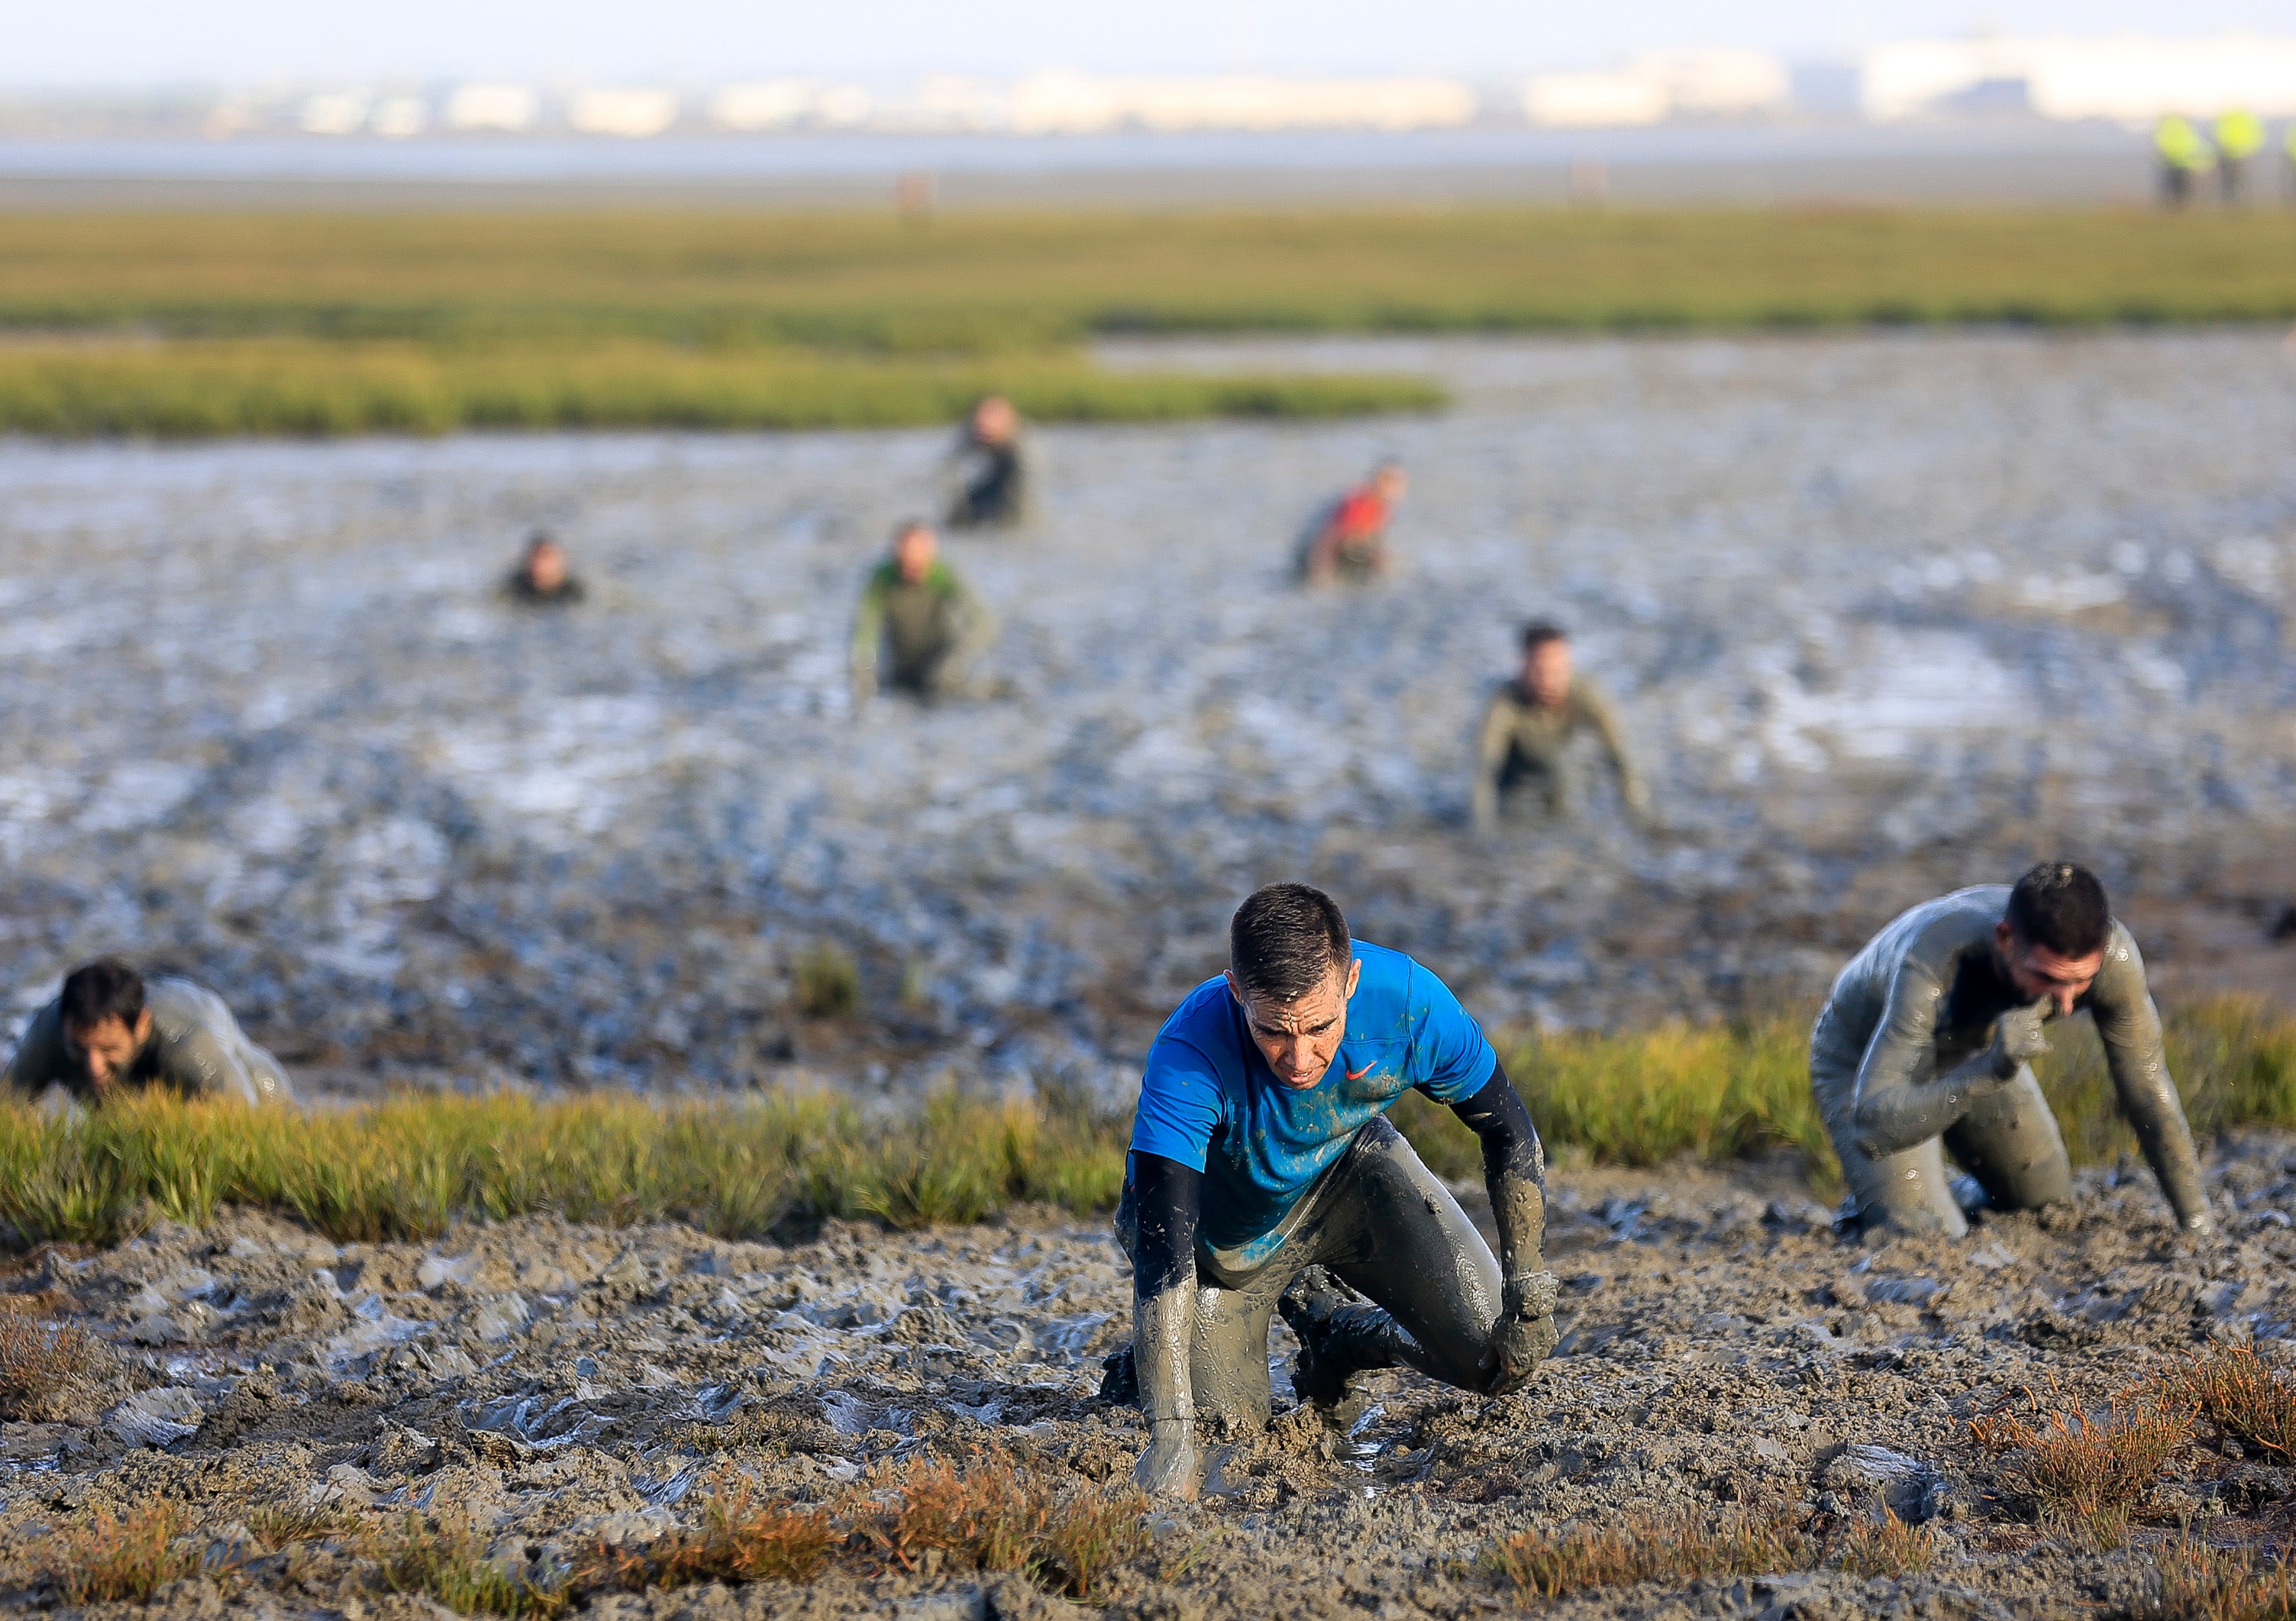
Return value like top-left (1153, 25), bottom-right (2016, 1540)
top-left (1523, 50), bottom-right (1789, 128)
top-left (1862, 36), bottom-right (2296, 122)
top-left (299, 92), bottom-right (370, 136)
top-left (370, 96), bottom-right (428, 137)
top-left (445, 84), bottom-right (540, 132)
top-left (567, 89), bottom-right (680, 137)
top-left (711, 80), bottom-right (819, 131)
top-left (1007, 72), bottom-right (1477, 135)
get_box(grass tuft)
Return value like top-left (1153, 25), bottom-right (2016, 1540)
top-left (370, 1515), bottom-right (570, 1619)
top-left (37, 1501), bottom-right (202, 1604)
top-left (2166, 1347), bottom-right (2296, 1462)
top-left (580, 1451), bottom-right (1145, 1600)
top-left (1831, 1506), bottom-right (1939, 1577)
top-left (1484, 1506), bottom-right (1810, 1597)
top-left (794, 944), bottom-right (862, 1021)
top-left (0, 1315), bottom-right (105, 1420)
top-left (2158, 1542), bottom-right (2296, 1621)
top-left (1970, 1393), bottom-right (2193, 1542)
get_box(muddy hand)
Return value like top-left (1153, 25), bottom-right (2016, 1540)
top-left (1990, 1004), bottom-right (2051, 1078)
top-left (1135, 1418), bottom-right (1200, 1500)
top-left (1484, 1271), bottom-right (1561, 1396)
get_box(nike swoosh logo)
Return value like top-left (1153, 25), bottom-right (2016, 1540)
top-left (1345, 1063), bottom-right (1374, 1080)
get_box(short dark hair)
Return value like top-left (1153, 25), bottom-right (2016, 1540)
top-left (894, 518), bottom-right (934, 542)
top-left (1522, 621), bottom-right (1569, 652)
top-left (1229, 883), bottom-right (1352, 1003)
top-left (2006, 862), bottom-right (2111, 957)
top-left (59, 957), bottom-right (146, 1033)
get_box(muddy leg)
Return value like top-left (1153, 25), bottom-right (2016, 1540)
top-left (1298, 1118), bottom-right (1505, 1392)
top-left (1187, 1275), bottom-right (1282, 1434)
top-left (1813, 1051), bottom-right (1968, 1238)
top-left (1944, 1064), bottom-right (2072, 1213)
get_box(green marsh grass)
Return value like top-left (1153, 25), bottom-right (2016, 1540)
top-left (2, 205), bottom-right (2290, 437)
top-left (0, 995), bottom-right (2284, 1247)
top-left (0, 337), bottom-right (1442, 439)
top-left (6, 206), bottom-right (2294, 347)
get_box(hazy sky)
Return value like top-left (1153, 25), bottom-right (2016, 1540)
top-left (11, 0), bottom-right (2296, 86)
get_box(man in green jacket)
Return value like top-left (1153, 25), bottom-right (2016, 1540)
top-left (1471, 622), bottom-right (1646, 831)
top-left (851, 521), bottom-right (996, 707)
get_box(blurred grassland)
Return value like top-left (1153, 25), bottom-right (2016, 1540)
top-left (2, 995), bottom-right (2288, 1248)
top-left (7, 206), bottom-right (2296, 344)
top-left (1, 204), bottom-right (2290, 437)
top-left (0, 339), bottom-right (1442, 438)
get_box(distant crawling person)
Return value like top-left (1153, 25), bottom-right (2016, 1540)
top-left (1112, 883), bottom-right (1559, 1500)
top-left (850, 520), bottom-right (997, 708)
top-left (1814, 863), bottom-right (2211, 1241)
top-left (502, 531), bottom-right (586, 605)
top-left (1471, 622), bottom-right (1646, 831)
top-left (1296, 461), bottom-right (1406, 585)
top-left (945, 395), bottom-right (1032, 530)
top-left (3, 957), bottom-right (295, 1106)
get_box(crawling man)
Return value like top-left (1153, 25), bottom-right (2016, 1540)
top-left (1814, 862), bottom-right (2209, 1240)
top-left (1118, 882), bottom-right (1558, 1499)
top-left (4, 957), bottom-right (295, 1106)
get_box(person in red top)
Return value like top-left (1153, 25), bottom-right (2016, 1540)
top-left (1296, 462), bottom-right (1406, 586)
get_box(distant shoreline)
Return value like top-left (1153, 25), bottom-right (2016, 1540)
top-left (0, 121), bottom-right (2161, 208)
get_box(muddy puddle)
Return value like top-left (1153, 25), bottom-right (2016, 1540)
top-left (2, 329), bottom-right (2292, 1102)
top-left (4, 1141), bottom-right (2294, 1617)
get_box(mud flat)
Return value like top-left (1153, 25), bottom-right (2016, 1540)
top-left (2, 1137), bottom-right (2294, 1616)
top-left (3, 329), bottom-right (2292, 1101)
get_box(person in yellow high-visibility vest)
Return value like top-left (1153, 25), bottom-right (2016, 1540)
top-left (2215, 108), bottom-right (2266, 202)
top-left (2155, 115), bottom-right (2214, 208)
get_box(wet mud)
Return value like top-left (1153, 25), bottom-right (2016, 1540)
top-left (3, 331), bottom-right (2294, 1101)
top-left (5, 1141), bottom-right (2296, 1616)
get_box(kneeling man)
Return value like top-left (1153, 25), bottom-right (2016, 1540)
top-left (5, 957), bottom-right (295, 1106)
top-left (1122, 882), bottom-right (1558, 1499)
top-left (1813, 862), bottom-right (2208, 1239)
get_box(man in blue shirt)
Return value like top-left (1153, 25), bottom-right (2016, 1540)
top-left (1117, 883), bottom-right (1559, 1500)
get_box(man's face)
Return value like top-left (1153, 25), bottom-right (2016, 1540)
top-left (895, 527), bottom-right (938, 583)
top-left (1374, 467), bottom-right (1407, 502)
top-left (1224, 958), bottom-right (1362, 1090)
top-left (973, 398), bottom-right (1016, 444)
top-left (1994, 923), bottom-right (2104, 1017)
top-left (527, 541), bottom-right (567, 593)
top-left (61, 1012), bottom-right (151, 1095)
top-left (1524, 639), bottom-right (1574, 706)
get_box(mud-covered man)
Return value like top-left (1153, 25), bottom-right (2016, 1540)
top-left (850, 521), bottom-right (997, 708)
top-left (1117, 883), bottom-right (1559, 1500)
top-left (1814, 863), bottom-right (2210, 1240)
top-left (945, 395), bottom-right (1031, 531)
top-left (1296, 462), bottom-right (1406, 586)
top-left (502, 531), bottom-right (586, 606)
top-left (1470, 622), bottom-right (1646, 832)
top-left (4, 957), bottom-right (295, 1106)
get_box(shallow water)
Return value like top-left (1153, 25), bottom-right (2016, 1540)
top-left (2, 331), bottom-right (2291, 1096)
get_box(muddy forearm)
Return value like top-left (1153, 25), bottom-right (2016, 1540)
top-left (1449, 1062), bottom-right (1546, 1276)
top-left (2099, 1009), bottom-right (2210, 1230)
top-left (1129, 1152), bottom-right (1200, 1424)
top-left (1852, 1045), bottom-right (2017, 1159)
top-left (1470, 705), bottom-right (1510, 835)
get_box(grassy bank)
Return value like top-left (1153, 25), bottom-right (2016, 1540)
top-left (2, 995), bottom-right (2287, 1248)
top-left (0, 338), bottom-right (1442, 438)
top-left (1, 204), bottom-right (2287, 438)
top-left (7, 207), bottom-right (2295, 347)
